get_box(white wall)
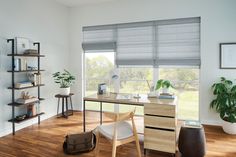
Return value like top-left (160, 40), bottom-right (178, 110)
top-left (0, 0), bottom-right (70, 136)
top-left (69, 0), bottom-right (236, 125)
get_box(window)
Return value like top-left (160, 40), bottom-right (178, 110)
top-left (159, 68), bottom-right (199, 120)
top-left (83, 17), bottom-right (200, 120)
top-left (85, 52), bottom-right (115, 112)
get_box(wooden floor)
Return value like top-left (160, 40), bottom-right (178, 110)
top-left (0, 111), bottom-right (236, 157)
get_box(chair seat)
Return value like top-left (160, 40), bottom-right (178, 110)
top-left (98, 121), bottom-right (134, 140)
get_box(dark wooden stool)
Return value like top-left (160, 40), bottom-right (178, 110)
top-left (178, 122), bottom-right (206, 157)
top-left (55, 93), bottom-right (74, 118)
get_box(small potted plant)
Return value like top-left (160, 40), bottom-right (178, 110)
top-left (53, 70), bottom-right (75, 95)
top-left (210, 77), bottom-right (236, 134)
top-left (155, 79), bottom-right (174, 94)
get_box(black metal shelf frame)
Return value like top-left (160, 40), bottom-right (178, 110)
top-left (7, 39), bottom-right (45, 135)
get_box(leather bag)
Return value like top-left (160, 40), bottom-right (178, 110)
top-left (63, 131), bottom-right (96, 154)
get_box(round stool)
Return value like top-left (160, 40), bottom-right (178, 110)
top-left (55, 93), bottom-right (74, 118)
top-left (178, 123), bottom-right (206, 157)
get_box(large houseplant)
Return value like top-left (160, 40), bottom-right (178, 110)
top-left (155, 79), bottom-right (174, 94)
top-left (210, 77), bottom-right (236, 134)
top-left (53, 70), bottom-right (75, 95)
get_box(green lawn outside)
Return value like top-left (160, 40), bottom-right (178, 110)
top-left (85, 90), bottom-right (199, 120)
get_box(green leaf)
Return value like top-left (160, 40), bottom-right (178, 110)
top-left (52, 70), bottom-right (76, 87)
top-left (210, 77), bottom-right (236, 123)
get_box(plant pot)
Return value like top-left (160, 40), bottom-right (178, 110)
top-left (162, 88), bottom-right (169, 94)
top-left (60, 87), bottom-right (70, 95)
top-left (221, 119), bottom-right (236, 135)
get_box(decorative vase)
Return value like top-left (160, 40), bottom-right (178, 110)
top-left (221, 119), bottom-right (236, 135)
top-left (60, 87), bottom-right (70, 95)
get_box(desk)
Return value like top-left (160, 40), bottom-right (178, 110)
top-left (83, 93), bottom-right (177, 154)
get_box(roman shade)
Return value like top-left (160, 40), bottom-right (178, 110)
top-left (156, 18), bottom-right (200, 66)
top-left (116, 23), bottom-right (154, 65)
top-left (82, 27), bottom-right (116, 52)
top-left (82, 17), bottom-right (200, 67)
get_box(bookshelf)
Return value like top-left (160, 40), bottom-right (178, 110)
top-left (7, 39), bottom-right (45, 135)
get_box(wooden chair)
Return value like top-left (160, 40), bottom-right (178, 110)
top-left (94, 110), bottom-right (141, 157)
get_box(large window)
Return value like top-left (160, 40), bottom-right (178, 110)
top-left (83, 17), bottom-right (200, 120)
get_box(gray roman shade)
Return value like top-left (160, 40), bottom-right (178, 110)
top-left (156, 18), bottom-right (200, 66)
top-left (82, 17), bottom-right (201, 67)
top-left (82, 27), bottom-right (116, 52)
top-left (116, 23), bottom-right (154, 65)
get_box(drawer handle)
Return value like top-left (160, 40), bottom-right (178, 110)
top-left (145, 126), bottom-right (175, 132)
top-left (145, 114), bottom-right (175, 118)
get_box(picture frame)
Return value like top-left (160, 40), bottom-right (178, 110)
top-left (220, 43), bottom-right (236, 69)
top-left (15, 37), bottom-right (30, 54)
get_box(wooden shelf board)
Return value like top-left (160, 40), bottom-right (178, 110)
top-left (8, 112), bottom-right (45, 123)
top-left (7, 54), bottom-right (45, 57)
top-left (8, 98), bottom-right (45, 107)
top-left (7, 70), bottom-right (45, 73)
top-left (8, 84), bottom-right (45, 90)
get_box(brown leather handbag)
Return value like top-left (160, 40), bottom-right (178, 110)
top-left (63, 131), bottom-right (96, 154)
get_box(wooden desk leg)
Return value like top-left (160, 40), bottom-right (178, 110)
top-left (100, 102), bottom-right (102, 125)
top-left (66, 97), bottom-right (68, 118)
top-left (83, 100), bottom-right (86, 132)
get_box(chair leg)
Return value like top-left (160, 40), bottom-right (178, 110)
top-left (112, 141), bottom-right (117, 157)
top-left (135, 136), bottom-right (142, 157)
top-left (95, 132), bottom-right (100, 157)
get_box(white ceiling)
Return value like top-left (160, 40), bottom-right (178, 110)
top-left (53, 0), bottom-right (116, 7)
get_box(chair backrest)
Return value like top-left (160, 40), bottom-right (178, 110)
top-left (104, 109), bottom-right (135, 122)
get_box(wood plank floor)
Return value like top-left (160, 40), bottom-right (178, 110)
top-left (0, 111), bottom-right (236, 157)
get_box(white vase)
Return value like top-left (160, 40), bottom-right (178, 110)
top-left (60, 87), bottom-right (70, 95)
top-left (221, 119), bottom-right (236, 135)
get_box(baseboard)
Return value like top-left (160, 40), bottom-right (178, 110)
top-left (200, 119), bottom-right (222, 126)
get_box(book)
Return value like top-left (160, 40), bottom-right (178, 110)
top-left (15, 81), bottom-right (33, 88)
top-left (14, 58), bottom-right (20, 71)
top-left (16, 97), bottom-right (39, 104)
top-left (160, 93), bottom-right (174, 96)
top-left (184, 120), bottom-right (201, 128)
top-left (158, 95), bottom-right (175, 99)
top-left (24, 49), bottom-right (38, 55)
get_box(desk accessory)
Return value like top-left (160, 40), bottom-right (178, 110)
top-left (98, 83), bottom-right (106, 94)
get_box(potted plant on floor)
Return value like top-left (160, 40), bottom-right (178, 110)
top-left (155, 79), bottom-right (174, 94)
top-left (210, 77), bottom-right (236, 134)
top-left (53, 70), bottom-right (75, 95)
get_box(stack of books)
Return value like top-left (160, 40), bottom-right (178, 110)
top-left (158, 93), bottom-right (175, 99)
top-left (24, 49), bottom-right (38, 55)
top-left (33, 73), bottom-right (42, 86)
top-left (14, 58), bottom-right (27, 71)
top-left (15, 81), bottom-right (33, 88)
top-left (16, 97), bottom-right (39, 104)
